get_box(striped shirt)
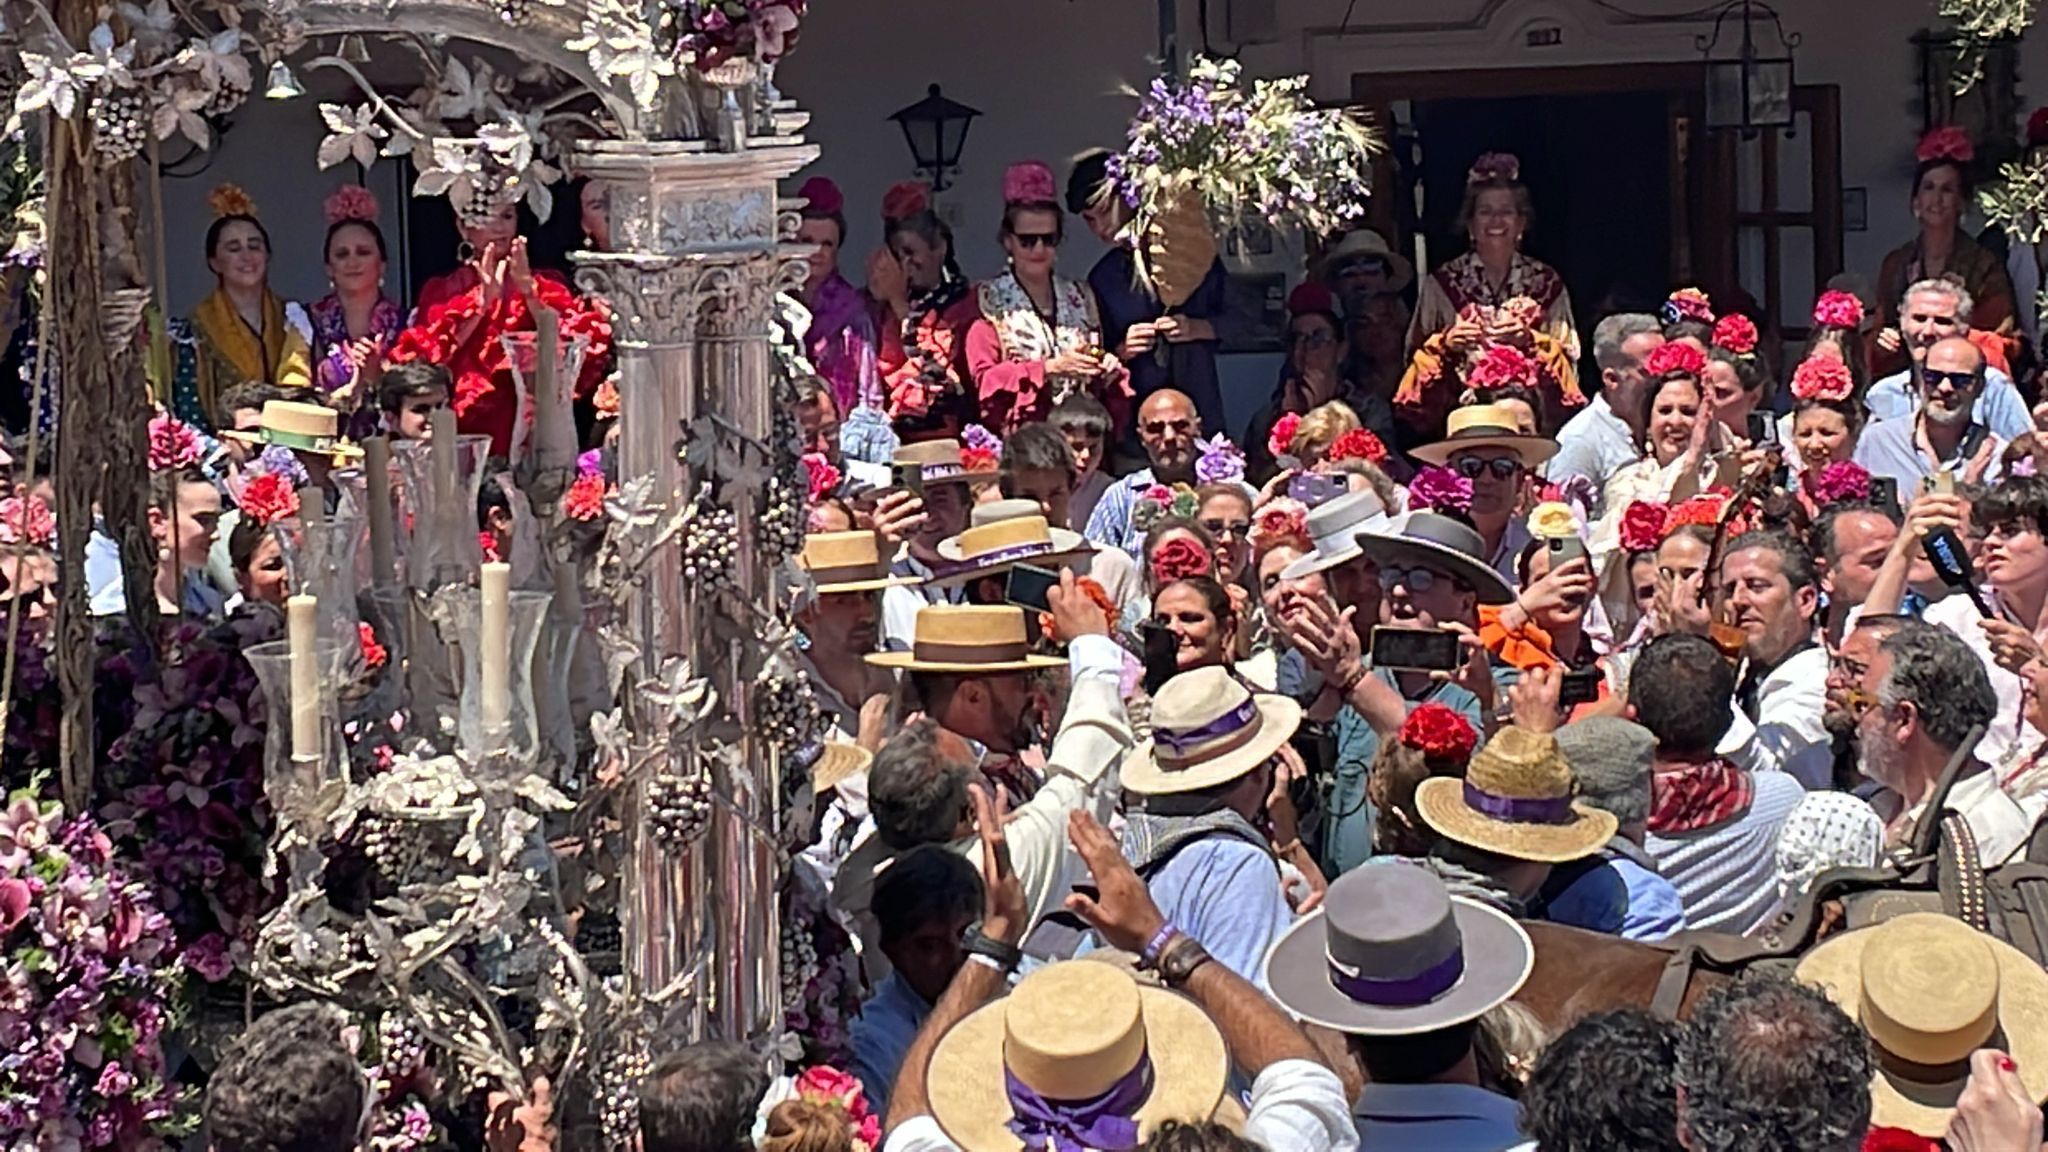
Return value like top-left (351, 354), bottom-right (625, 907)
top-left (1645, 770), bottom-right (1806, 935)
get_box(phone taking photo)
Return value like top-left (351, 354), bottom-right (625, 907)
top-left (1747, 410), bottom-right (1778, 446)
top-left (1558, 668), bottom-right (1603, 707)
top-left (1369, 626), bottom-right (1463, 673)
top-left (1004, 563), bottom-right (1061, 613)
top-left (1288, 472), bottom-right (1347, 509)
top-left (1870, 476), bottom-right (1900, 515)
top-left (892, 462), bottom-right (925, 497)
top-left (1547, 534), bottom-right (1588, 568)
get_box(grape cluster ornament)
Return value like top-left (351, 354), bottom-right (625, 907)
top-left (645, 767), bottom-right (714, 851)
top-left (682, 489), bottom-right (738, 594)
top-left (753, 666), bottom-right (824, 751)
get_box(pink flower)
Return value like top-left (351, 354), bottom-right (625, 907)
top-left (323, 184), bottom-right (380, 226)
top-left (1813, 461), bottom-right (1873, 506)
top-left (1327, 429), bottom-right (1387, 465)
top-left (1813, 290), bottom-right (1866, 330)
top-left (1791, 357), bottom-right (1855, 403)
top-left (1644, 341), bottom-right (1707, 380)
top-left (238, 472), bottom-right (299, 527)
top-left (94, 1062), bottom-right (134, 1098)
top-left (1407, 465), bottom-right (1473, 515)
top-left (0, 495), bottom-right (54, 547)
top-left (795, 1065), bottom-right (863, 1104)
top-left (0, 878), bottom-right (30, 931)
top-left (1711, 314), bottom-right (1758, 356)
top-left (1467, 151), bottom-right (1520, 184)
top-left (1464, 345), bottom-right (1537, 392)
top-left (1251, 497), bottom-right (1308, 551)
top-left (1663, 287), bottom-right (1715, 325)
top-left (1267, 412), bottom-right (1303, 460)
top-left (147, 412), bottom-right (202, 473)
top-left (1141, 484), bottom-right (1175, 506)
top-left (1917, 125), bottom-right (1974, 165)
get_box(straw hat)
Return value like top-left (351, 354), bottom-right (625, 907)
top-left (1123, 667), bottom-right (1303, 796)
top-left (929, 499), bottom-right (1094, 590)
top-left (1408, 403), bottom-right (1559, 469)
top-left (1277, 491), bottom-right (1394, 582)
top-left (1796, 913), bottom-right (2048, 1137)
top-left (892, 441), bottom-right (975, 488)
top-left (1353, 511), bottom-right (1514, 605)
top-left (927, 960), bottom-right (1228, 1151)
top-left (798, 530), bottom-right (920, 594)
top-left (1321, 228), bottom-right (1415, 292)
top-left (866, 605), bottom-right (1063, 674)
top-left (221, 400), bottom-right (364, 459)
top-left (1414, 727), bottom-right (1617, 863)
top-left (1265, 858), bottom-right (1533, 1036)
top-left (811, 741), bottom-right (873, 795)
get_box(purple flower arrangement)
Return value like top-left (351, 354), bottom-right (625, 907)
top-left (1195, 434), bottom-right (1245, 485)
top-left (0, 794), bottom-right (191, 1147)
top-left (1407, 466), bottom-right (1474, 516)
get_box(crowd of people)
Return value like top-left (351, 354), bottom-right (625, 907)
top-left (19, 122), bottom-right (2048, 1151)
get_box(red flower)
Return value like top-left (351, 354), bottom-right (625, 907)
top-left (1268, 412), bottom-right (1303, 460)
top-left (1149, 536), bottom-right (1214, 584)
top-left (0, 495), bottom-right (55, 547)
top-left (1711, 314), bottom-right (1758, 356)
top-left (1619, 500), bottom-right (1669, 554)
top-left (1643, 341), bottom-right (1706, 381)
top-left (1665, 493), bottom-right (1749, 537)
top-left (960, 445), bottom-right (999, 473)
top-left (563, 472), bottom-right (608, 521)
top-left (1813, 461), bottom-right (1872, 506)
top-left (479, 531), bottom-right (502, 562)
top-left (1812, 290), bottom-right (1865, 330)
top-left (1465, 344), bottom-right (1537, 392)
top-left (1251, 498), bottom-right (1309, 551)
top-left (1791, 356), bottom-right (1855, 403)
top-left (238, 472), bottom-right (300, 527)
top-left (1399, 703), bottom-right (1478, 763)
top-left (356, 621), bottom-right (388, 670)
top-left (1916, 124), bottom-right (1974, 164)
top-left (1862, 1127), bottom-right (1941, 1152)
top-left (802, 452), bottom-right (842, 504)
top-left (1328, 428), bottom-right (1388, 465)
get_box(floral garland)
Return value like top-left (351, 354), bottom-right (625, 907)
top-left (0, 793), bottom-right (191, 1147)
top-left (1399, 703), bottom-right (1477, 763)
top-left (778, 870), bottom-right (861, 1069)
top-left (1407, 466), bottom-right (1472, 516)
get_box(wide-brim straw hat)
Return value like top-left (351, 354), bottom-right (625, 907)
top-left (1354, 511), bottom-right (1514, 604)
top-left (1266, 858), bottom-right (1532, 1036)
top-left (1414, 727), bottom-right (1617, 863)
top-left (221, 399), bottom-right (365, 459)
top-left (799, 530), bottom-right (921, 594)
top-left (927, 960), bottom-right (1228, 1151)
top-left (928, 499), bottom-right (1094, 590)
top-left (1321, 228), bottom-right (1415, 292)
top-left (1123, 666), bottom-right (1303, 796)
top-left (1797, 912), bottom-right (2048, 1137)
top-left (1409, 403), bottom-right (1559, 469)
top-left (891, 440), bottom-right (976, 488)
top-left (811, 741), bottom-right (873, 795)
top-left (1278, 490), bottom-right (1393, 582)
top-left (866, 605), bottom-right (1064, 674)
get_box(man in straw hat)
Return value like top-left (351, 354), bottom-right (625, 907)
top-left (927, 499), bottom-right (1099, 610)
top-left (220, 398), bottom-right (364, 501)
top-left (998, 423), bottom-right (1140, 610)
top-left (1117, 667), bottom-right (1306, 985)
top-left (881, 440), bottom-right (977, 651)
top-left (797, 529), bottom-right (920, 744)
top-left (1263, 858), bottom-right (1533, 1150)
top-left (1676, 976), bottom-right (1872, 1151)
top-left (883, 787), bottom-right (1357, 1150)
top-left (1410, 402), bottom-right (1560, 588)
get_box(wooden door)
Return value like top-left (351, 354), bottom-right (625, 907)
top-left (1697, 85), bottom-right (1846, 341)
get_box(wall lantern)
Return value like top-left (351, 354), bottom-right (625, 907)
top-left (1698, 0), bottom-right (1799, 135)
top-left (888, 84), bottom-right (981, 192)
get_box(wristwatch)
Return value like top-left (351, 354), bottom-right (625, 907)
top-left (1155, 933), bottom-right (1213, 989)
top-left (961, 922), bottom-right (1023, 975)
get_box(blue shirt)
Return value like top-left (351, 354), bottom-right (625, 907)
top-left (1852, 415), bottom-right (2002, 493)
top-left (1536, 857), bottom-right (1628, 935)
top-left (1352, 1082), bottom-right (1525, 1152)
top-left (1609, 852), bottom-right (1688, 941)
top-left (850, 971), bottom-right (930, 1118)
top-left (1145, 836), bottom-right (1296, 990)
top-left (1867, 365), bottom-right (2031, 442)
top-left (1321, 674), bottom-right (1486, 879)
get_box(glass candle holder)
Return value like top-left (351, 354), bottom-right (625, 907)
top-left (243, 638), bottom-right (351, 823)
top-left (500, 329), bottom-right (591, 472)
top-left (271, 514), bottom-right (365, 649)
top-left (446, 587), bottom-right (555, 768)
top-left (393, 433), bottom-right (494, 592)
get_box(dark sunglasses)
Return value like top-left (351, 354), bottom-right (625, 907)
top-left (1141, 419), bottom-right (1195, 437)
top-left (1201, 517), bottom-right (1251, 538)
top-left (1920, 368), bottom-right (1979, 392)
top-left (1451, 455), bottom-right (1522, 481)
top-left (1011, 232), bottom-right (1060, 250)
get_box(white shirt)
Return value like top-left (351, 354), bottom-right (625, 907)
top-left (881, 551), bottom-right (961, 651)
top-left (1646, 769), bottom-right (1807, 935)
top-left (1352, 1082), bottom-right (1525, 1152)
top-left (1739, 645), bottom-right (1833, 791)
top-left (1873, 767), bottom-right (2048, 868)
top-left (1924, 593), bottom-right (2044, 771)
top-left (884, 1059), bottom-right (1359, 1152)
top-left (1548, 394), bottom-right (1640, 513)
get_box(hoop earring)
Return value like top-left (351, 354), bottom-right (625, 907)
top-left (457, 240), bottom-right (475, 265)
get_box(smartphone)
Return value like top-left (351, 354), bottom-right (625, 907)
top-left (1558, 668), bottom-right (1603, 707)
top-left (1137, 620), bottom-right (1180, 695)
top-left (1934, 469), bottom-right (1957, 497)
top-left (1288, 472), bottom-right (1347, 509)
top-left (1004, 563), bottom-right (1060, 613)
top-left (1369, 626), bottom-right (1463, 672)
top-left (1870, 476), bottom-right (1900, 515)
top-left (1747, 410), bottom-right (1778, 446)
top-left (892, 462), bottom-right (925, 497)
top-left (1547, 535), bottom-right (1587, 568)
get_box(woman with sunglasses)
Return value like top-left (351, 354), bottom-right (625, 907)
top-left (966, 161), bottom-right (1130, 436)
top-left (1244, 282), bottom-right (1397, 484)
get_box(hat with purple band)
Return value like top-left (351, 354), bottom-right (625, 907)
top-left (926, 960), bottom-right (1228, 1151)
top-left (1264, 859), bottom-right (1533, 1036)
top-left (890, 440), bottom-right (976, 488)
top-left (1414, 726), bottom-right (1617, 863)
top-left (928, 499), bottom-right (1094, 590)
top-left (1122, 667), bottom-right (1303, 796)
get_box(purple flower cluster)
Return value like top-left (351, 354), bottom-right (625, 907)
top-left (960, 423), bottom-right (1003, 456)
top-left (0, 795), bottom-right (189, 1147)
top-left (781, 875), bottom-right (861, 1069)
top-left (1195, 434), bottom-right (1245, 485)
top-left (1407, 466), bottom-right (1475, 516)
top-left (249, 443), bottom-right (310, 489)
top-left (679, 0), bottom-right (807, 67)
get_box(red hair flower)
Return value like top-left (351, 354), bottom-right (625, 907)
top-left (1268, 412), bottom-right (1303, 461)
top-left (356, 621), bottom-right (388, 671)
top-left (802, 452), bottom-right (842, 504)
top-left (1862, 1127), bottom-right (1941, 1152)
top-left (1916, 125), bottom-right (1974, 165)
top-left (238, 472), bottom-right (300, 527)
top-left (1813, 461), bottom-right (1872, 506)
top-left (1664, 495), bottom-right (1724, 533)
top-left (1400, 702), bottom-right (1478, 763)
top-left (1812, 290), bottom-right (1865, 330)
top-left (0, 495), bottom-right (54, 547)
top-left (478, 531), bottom-right (502, 563)
top-left (1711, 314), bottom-right (1758, 356)
top-left (1328, 428), bottom-right (1388, 465)
top-left (1251, 497), bottom-right (1309, 552)
top-left (1619, 500), bottom-right (1670, 554)
top-left (1663, 287), bottom-right (1715, 325)
top-left (1149, 536), bottom-right (1214, 584)
top-left (1467, 152), bottom-right (1520, 185)
top-left (1643, 341), bottom-right (1707, 381)
top-left (1791, 356), bottom-right (1855, 403)
top-left (960, 445), bottom-right (999, 473)
top-left (1464, 344), bottom-right (1538, 392)
top-left (563, 471), bottom-right (608, 521)
top-left (148, 412), bottom-right (203, 473)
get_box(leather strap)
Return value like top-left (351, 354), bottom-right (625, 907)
top-left (1913, 723), bottom-right (1988, 860)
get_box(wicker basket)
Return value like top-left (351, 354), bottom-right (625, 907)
top-left (1139, 185), bottom-right (1218, 310)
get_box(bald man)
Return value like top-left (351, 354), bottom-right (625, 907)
top-left (1855, 335), bottom-right (2006, 492)
top-left (1083, 389), bottom-right (1216, 556)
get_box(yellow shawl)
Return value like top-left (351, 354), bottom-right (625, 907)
top-left (189, 288), bottom-right (311, 416)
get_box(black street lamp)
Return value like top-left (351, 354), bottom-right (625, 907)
top-left (888, 84), bottom-right (981, 192)
top-left (1698, 0), bottom-right (1799, 136)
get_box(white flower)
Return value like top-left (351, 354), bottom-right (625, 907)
top-left (85, 23), bottom-right (135, 89)
top-left (317, 102), bottom-right (388, 169)
top-left (15, 51), bottom-right (90, 119)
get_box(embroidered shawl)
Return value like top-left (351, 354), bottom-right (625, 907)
top-left (189, 288), bottom-right (312, 420)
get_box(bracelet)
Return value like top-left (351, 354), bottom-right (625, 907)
top-left (1338, 664), bottom-right (1367, 696)
top-left (1140, 923), bottom-right (1182, 969)
top-left (1272, 838), bottom-right (1303, 858)
top-left (966, 953), bottom-right (1010, 974)
top-left (962, 925), bottom-right (1024, 974)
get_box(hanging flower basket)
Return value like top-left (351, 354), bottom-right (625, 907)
top-left (1141, 182), bottom-right (1219, 310)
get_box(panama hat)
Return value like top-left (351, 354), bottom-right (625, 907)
top-left (798, 530), bottom-right (921, 594)
top-left (1796, 913), bottom-right (2048, 1137)
top-left (1354, 511), bottom-right (1514, 605)
top-left (1414, 727), bottom-right (1618, 863)
top-left (927, 960), bottom-right (1228, 1151)
top-left (1123, 667), bottom-right (1303, 796)
top-left (929, 499), bottom-right (1094, 590)
top-left (1277, 490), bottom-right (1394, 582)
top-left (866, 605), bottom-right (1063, 674)
top-left (1408, 403), bottom-right (1559, 469)
top-left (1321, 228), bottom-right (1415, 292)
top-left (221, 400), bottom-right (364, 459)
top-left (891, 440), bottom-right (976, 488)
top-left (810, 740), bottom-right (874, 795)
top-left (1265, 858), bottom-right (1533, 1036)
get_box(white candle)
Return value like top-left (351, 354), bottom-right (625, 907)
top-left (287, 593), bottom-right (320, 761)
top-left (480, 561), bottom-right (510, 739)
top-left (364, 436), bottom-right (396, 587)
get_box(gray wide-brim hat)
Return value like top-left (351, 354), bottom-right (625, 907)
top-left (1354, 512), bottom-right (1513, 604)
top-left (1279, 490), bottom-right (1394, 582)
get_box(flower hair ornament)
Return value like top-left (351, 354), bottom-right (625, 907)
top-left (1250, 497), bottom-right (1308, 551)
top-left (1266, 412), bottom-right (1303, 463)
top-left (1131, 483), bottom-right (1198, 534)
top-left (1643, 341), bottom-right (1707, 381)
top-left (1526, 500), bottom-right (1581, 540)
top-left (1407, 465), bottom-right (1473, 516)
top-left (754, 1066), bottom-right (883, 1152)
top-left (1916, 125), bottom-right (1975, 165)
top-left (1149, 535), bottom-right (1215, 584)
top-left (237, 472), bottom-right (300, 527)
top-left (1327, 428), bottom-right (1388, 465)
top-left (1619, 500), bottom-right (1670, 554)
top-left (1399, 702), bottom-right (1478, 763)
top-left (1195, 434), bottom-right (1246, 484)
top-left (1711, 314), bottom-right (1759, 357)
top-left (1661, 287), bottom-right (1715, 327)
top-left (1791, 356), bottom-right (1855, 403)
top-left (801, 452), bottom-right (842, 504)
top-left (0, 494), bottom-right (55, 548)
top-left (323, 185), bottom-right (379, 227)
top-left (881, 181), bottom-right (932, 223)
top-left (1813, 461), bottom-right (1873, 506)
top-left (1465, 344), bottom-right (1539, 392)
top-left (1812, 290), bottom-right (1866, 330)
top-left (208, 182), bottom-right (258, 219)
top-left (1467, 152), bottom-right (1520, 185)
top-left (961, 424), bottom-right (1003, 473)
top-left (148, 412), bottom-right (203, 472)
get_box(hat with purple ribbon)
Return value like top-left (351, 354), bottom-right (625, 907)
top-left (1413, 726), bottom-right (1618, 863)
top-left (928, 499), bottom-right (1095, 590)
top-left (891, 440), bottom-right (977, 489)
top-left (1122, 666), bottom-right (1304, 796)
top-left (926, 960), bottom-right (1228, 1151)
top-left (1264, 859), bottom-right (1533, 1036)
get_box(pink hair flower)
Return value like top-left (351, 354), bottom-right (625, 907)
top-left (148, 412), bottom-right (203, 473)
top-left (1812, 290), bottom-right (1866, 330)
top-left (1917, 125), bottom-right (1975, 165)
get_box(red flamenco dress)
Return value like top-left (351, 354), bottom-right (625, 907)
top-left (390, 272), bottom-right (611, 457)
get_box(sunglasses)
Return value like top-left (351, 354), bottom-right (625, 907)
top-left (1011, 232), bottom-right (1060, 250)
top-left (1377, 565), bottom-right (1464, 593)
top-left (1201, 518), bottom-right (1251, 538)
top-left (1919, 368), bottom-right (1979, 392)
top-left (1451, 456), bottom-right (1522, 481)
top-left (1141, 419), bottom-right (1195, 437)
top-left (1289, 330), bottom-right (1335, 349)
